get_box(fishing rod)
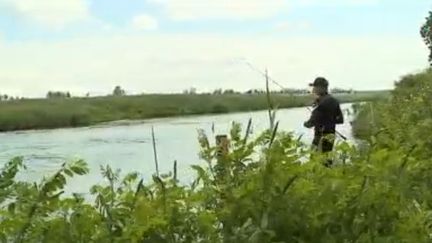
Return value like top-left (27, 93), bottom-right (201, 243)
top-left (237, 58), bottom-right (348, 141)
top-left (239, 59), bottom-right (287, 90)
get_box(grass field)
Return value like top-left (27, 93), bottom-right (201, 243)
top-left (0, 91), bottom-right (389, 132)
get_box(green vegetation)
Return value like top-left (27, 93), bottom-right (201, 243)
top-left (0, 91), bottom-right (387, 132)
top-left (421, 11), bottom-right (432, 64)
top-left (352, 68), bottom-right (432, 142)
top-left (46, 91), bottom-right (72, 99)
top-left (1, 64), bottom-right (428, 241)
top-left (1, 99), bottom-right (432, 242)
top-left (0, 70), bottom-right (427, 242)
top-left (0, 66), bottom-right (429, 242)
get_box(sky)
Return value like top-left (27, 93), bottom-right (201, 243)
top-left (0, 0), bottom-right (430, 97)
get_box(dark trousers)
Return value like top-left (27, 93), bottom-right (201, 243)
top-left (312, 133), bottom-right (335, 167)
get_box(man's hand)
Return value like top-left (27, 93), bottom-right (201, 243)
top-left (303, 120), bottom-right (313, 128)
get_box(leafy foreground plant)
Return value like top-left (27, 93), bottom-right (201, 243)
top-left (1, 122), bottom-right (432, 243)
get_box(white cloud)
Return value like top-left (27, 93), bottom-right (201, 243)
top-left (295, 0), bottom-right (378, 6)
top-left (131, 14), bottom-right (159, 30)
top-left (148, 0), bottom-right (288, 20)
top-left (148, 0), bottom-right (380, 21)
top-left (0, 33), bottom-right (427, 97)
top-left (274, 21), bottom-right (311, 31)
top-left (0, 0), bottom-right (90, 29)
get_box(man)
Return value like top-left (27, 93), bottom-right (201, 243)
top-left (303, 77), bottom-right (344, 167)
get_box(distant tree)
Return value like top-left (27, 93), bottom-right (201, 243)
top-left (331, 88), bottom-right (354, 94)
top-left (331, 88), bottom-right (343, 94)
top-left (213, 89), bottom-right (223, 95)
top-left (113, 86), bottom-right (126, 96)
top-left (189, 87), bottom-right (197, 95)
top-left (421, 11), bottom-right (432, 65)
top-left (183, 87), bottom-right (197, 95)
top-left (223, 89), bottom-right (235, 94)
top-left (278, 88), bottom-right (308, 95)
top-left (46, 91), bottom-right (70, 99)
top-left (244, 89), bottom-right (270, 94)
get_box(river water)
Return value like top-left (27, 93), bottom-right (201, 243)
top-left (0, 104), bottom-right (355, 194)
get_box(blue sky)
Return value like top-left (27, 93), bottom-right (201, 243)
top-left (0, 0), bottom-right (430, 97)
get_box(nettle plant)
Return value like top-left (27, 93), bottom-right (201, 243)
top-left (0, 117), bottom-right (432, 242)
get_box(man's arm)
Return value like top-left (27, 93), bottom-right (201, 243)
top-left (304, 108), bottom-right (320, 128)
top-left (335, 102), bottom-right (344, 124)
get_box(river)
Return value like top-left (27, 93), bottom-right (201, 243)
top-left (0, 103), bottom-right (356, 194)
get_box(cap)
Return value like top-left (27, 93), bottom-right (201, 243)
top-left (309, 77), bottom-right (329, 88)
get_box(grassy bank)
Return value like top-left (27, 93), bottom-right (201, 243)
top-left (352, 69), bottom-right (432, 142)
top-left (0, 91), bottom-right (388, 132)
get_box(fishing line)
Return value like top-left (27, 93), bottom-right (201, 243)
top-left (234, 58), bottom-right (288, 90)
top-left (235, 57), bottom-right (348, 141)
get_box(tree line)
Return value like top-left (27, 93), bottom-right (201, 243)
top-left (184, 87), bottom-right (355, 95)
top-left (0, 85), bottom-right (355, 101)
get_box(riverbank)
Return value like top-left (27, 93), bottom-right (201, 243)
top-left (0, 91), bottom-right (389, 132)
top-left (352, 69), bottom-right (432, 141)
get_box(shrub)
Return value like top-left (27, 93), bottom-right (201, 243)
top-left (211, 104), bottom-right (229, 114)
top-left (1, 117), bottom-right (432, 242)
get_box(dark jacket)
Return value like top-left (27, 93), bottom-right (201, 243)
top-left (304, 94), bottom-right (344, 136)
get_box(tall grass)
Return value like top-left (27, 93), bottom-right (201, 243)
top-left (0, 91), bottom-right (388, 132)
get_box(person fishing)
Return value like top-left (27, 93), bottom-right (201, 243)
top-left (303, 77), bottom-right (344, 167)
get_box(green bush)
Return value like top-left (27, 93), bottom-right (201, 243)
top-left (211, 104), bottom-right (229, 114)
top-left (352, 69), bottom-right (432, 154)
top-left (1, 116), bottom-right (432, 242)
